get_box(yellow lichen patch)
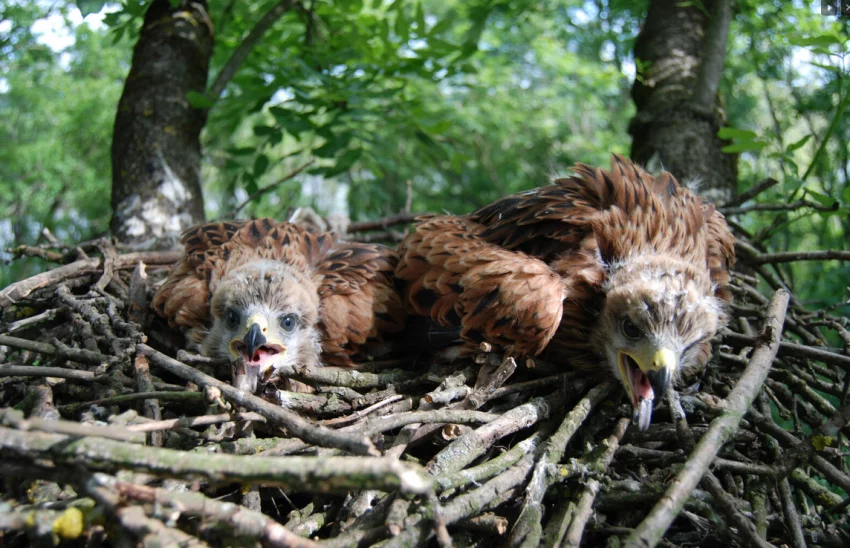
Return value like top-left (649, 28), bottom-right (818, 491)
top-left (240, 484), bottom-right (251, 495)
top-left (52, 507), bottom-right (84, 539)
top-left (812, 435), bottom-right (835, 451)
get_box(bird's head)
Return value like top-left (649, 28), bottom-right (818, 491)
top-left (202, 260), bottom-right (321, 393)
top-left (595, 256), bottom-right (723, 430)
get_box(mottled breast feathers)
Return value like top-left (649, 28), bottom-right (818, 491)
top-left (153, 218), bottom-right (406, 366)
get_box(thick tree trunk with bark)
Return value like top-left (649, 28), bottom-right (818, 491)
top-left (110, 0), bottom-right (213, 244)
top-left (629, 0), bottom-right (737, 204)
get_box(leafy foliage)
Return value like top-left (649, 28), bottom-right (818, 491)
top-left (0, 1), bottom-right (130, 286)
top-left (1, 0), bottom-right (847, 315)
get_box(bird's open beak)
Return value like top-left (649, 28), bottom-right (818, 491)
top-left (229, 314), bottom-right (286, 393)
top-left (618, 347), bottom-right (675, 431)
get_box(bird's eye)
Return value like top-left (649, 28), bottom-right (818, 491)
top-left (280, 314), bottom-right (298, 333)
top-left (621, 317), bottom-right (642, 339)
top-left (225, 308), bottom-right (240, 329)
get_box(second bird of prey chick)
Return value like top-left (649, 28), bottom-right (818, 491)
top-left (396, 155), bottom-right (735, 430)
top-left (153, 218), bottom-right (405, 393)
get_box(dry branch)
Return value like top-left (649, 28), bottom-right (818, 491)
top-left (0, 425), bottom-right (431, 494)
top-left (138, 344), bottom-right (379, 456)
top-left (0, 250), bottom-right (180, 309)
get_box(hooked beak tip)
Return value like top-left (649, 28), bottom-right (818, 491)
top-left (243, 322), bottom-right (266, 358)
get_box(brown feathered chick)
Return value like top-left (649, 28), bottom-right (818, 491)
top-left (153, 219), bottom-right (405, 393)
top-left (396, 156), bottom-right (735, 429)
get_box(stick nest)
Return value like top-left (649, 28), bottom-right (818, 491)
top-left (1, 230), bottom-right (849, 547)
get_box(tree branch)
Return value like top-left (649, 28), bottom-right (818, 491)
top-left (691, 0), bottom-right (734, 111)
top-left (207, 0), bottom-right (299, 104)
top-left (138, 344), bottom-right (379, 456)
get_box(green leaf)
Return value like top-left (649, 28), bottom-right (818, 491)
top-left (788, 33), bottom-right (846, 48)
top-left (76, 0), bottom-right (107, 16)
top-left (253, 125), bottom-right (277, 137)
top-left (809, 62), bottom-right (842, 74)
top-left (415, 2), bottom-right (426, 31)
top-left (394, 9), bottom-right (409, 43)
top-left (428, 16), bottom-right (454, 37)
top-left (843, 186), bottom-right (850, 205)
top-left (806, 190), bottom-right (837, 208)
top-left (325, 148), bottom-right (362, 177)
top-left (721, 140), bottom-right (767, 153)
top-left (718, 127), bottom-right (758, 140)
top-left (227, 147), bottom-right (256, 157)
top-left (243, 174), bottom-right (259, 196)
top-left (269, 107), bottom-right (314, 138)
top-left (784, 177), bottom-right (805, 192)
top-left (343, 0), bottom-right (363, 13)
top-left (314, 138), bottom-right (347, 158)
top-left (253, 154), bottom-right (269, 178)
top-left (186, 91), bottom-right (213, 109)
top-left (786, 134), bottom-right (812, 154)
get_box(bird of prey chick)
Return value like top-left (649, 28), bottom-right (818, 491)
top-left (396, 156), bottom-right (735, 429)
top-left (153, 218), bottom-right (405, 393)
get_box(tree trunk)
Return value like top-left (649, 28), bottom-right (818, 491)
top-left (110, 0), bottom-right (213, 244)
top-left (629, 0), bottom-right (737, 204)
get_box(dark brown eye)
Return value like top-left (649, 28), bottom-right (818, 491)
top-left (621, 317), bottom-right (642, 340)
top-left (280, 314), bottom-right (298, 333)
top-left (225, 308), bottom-right (240, 329)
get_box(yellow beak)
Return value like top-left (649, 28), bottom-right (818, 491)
top-left (228, 314), bottom-right (286, 393)
top-left (618, 346), bottom-right (676, 430)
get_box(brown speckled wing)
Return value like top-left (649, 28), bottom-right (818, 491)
top-left (315, 243), bottom-right (406, 366)
top-left (704, 205), bottom-right (736, 303)
top-left (396, 216), bottom-right (565, 356)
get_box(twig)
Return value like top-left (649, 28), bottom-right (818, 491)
top-left (107, 475), bottom-right (320, 548)
top-left (737, 247), bottom-right (850, 266)
top-left (133, 353), bottom-right (163, 446)
top-left (0, 425), bottom-right (432, 494)
top-left (625, 289), bottom-right (789, 547)
top-left (0, 251), bottom-right (181, 309)
top-left (778, 477), bottom-right (807, 548)
top-left (719, 200), bottom-right (838, 215)
top-left (0, 409), bottom-right (139, 443)
top-left (59, 391), bottom-right (204, 414)
top-left (138, 344), bottom-right (380, 456)
top-left (94, 239), bottom-right (117, 291)
top-left (0, 334), bottom-right (108, 365)
top-left (721, 177), bottom-right (779, 208)
top-left (702, 472), bottom-right (774, 548)
top-left (271, 361), bottom-right (421, 389)
top-left (126, 412), bottom-right (267, 432)
top-left (722, 331), bottom-right (850, 370)
top-left (0, 308), bottom-right (60, 334)
top-left (82, 471), bottom-right (210, 547)
top-left (433, 424), bottom-right (554, 493)
top-left (207, 0), bottom-right (299, 103)
top-left (559, 417), bottom-right (630, 547)
top-left (320, 395), bottom-right (404, 426)
top-left (508, 381), bottom-right (615, 546)
top-left (229, 160), bottom-right (315, 216)
top-left (426, 392), bottom-right (563, 476)
top-left (348, 212), bottom-right (424, 233)
top-left (0, 364), bottom-right (99, 382)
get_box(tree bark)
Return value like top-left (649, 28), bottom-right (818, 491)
top-left (629, 0), bottom-right (737, 204)
top-left (110, 0), bottom-right (213, 244)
